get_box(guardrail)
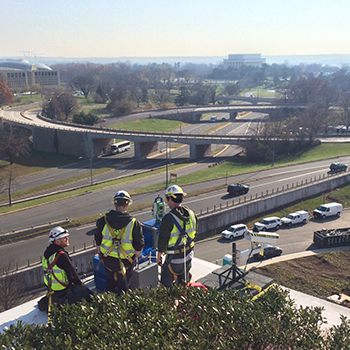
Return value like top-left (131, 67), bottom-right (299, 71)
top-left (197, 170), bottom-right (347, 217)
top-left (0, 219), bottom-right (71, 246)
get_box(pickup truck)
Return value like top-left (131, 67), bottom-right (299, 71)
top-left (281, 210), bottom-right (309, 226)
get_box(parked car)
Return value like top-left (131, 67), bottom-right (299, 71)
top-left (227, 183), bottom-right (249, 197)
top-left (221, 224), bottom-right (248, 240)
top-left (281, 210), bottom-right (309, 227)
top-left (313, 202), bottom-right (343, 220)
top-left (253, 216), bottom-right (281, 232)
top-left (329, 162), bottom-right (348, 173)
top-left (253, 245), bottom-right (283, 260)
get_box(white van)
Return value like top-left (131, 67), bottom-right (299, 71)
top-left (313, 202), bottom-right (343, 220)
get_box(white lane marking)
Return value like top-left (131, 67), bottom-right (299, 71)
top-left (185, 168), bottom-right (326, 205)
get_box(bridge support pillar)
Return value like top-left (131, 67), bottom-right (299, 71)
top-left (189, 144), bottom-right (211, 159)
top-left (192, 113), bottom-right (202, 122)
top-left (134, 141), bottom-right (158, 159)
top-left (229, 112), bottom-right (238, 121)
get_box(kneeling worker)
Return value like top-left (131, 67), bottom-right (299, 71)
top-left (41, 226), bottom-right (92, 311)
top-left (95, 190), bottom-right (144, 294)
top-left (157, 185), bottom-right (198, 287)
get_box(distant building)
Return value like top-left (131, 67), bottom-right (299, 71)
top-left (0, 59), bottom-right (60, 91)
top-left (223, 54), bottom-right (266, 68)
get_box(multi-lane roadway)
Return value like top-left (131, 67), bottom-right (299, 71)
top-left (1, 156), bottom-right (349, 268)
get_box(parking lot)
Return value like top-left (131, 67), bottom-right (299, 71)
top-left (195, 209), bottom-right (350, 265)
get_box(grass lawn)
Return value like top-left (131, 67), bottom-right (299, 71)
top-left (110, 118), bottom-right (187, 132)
top-left (239, 87), bottom-right (282, 99)
top-left (258, 251), bottom-right (350, 298)
top-left (77, 98), bottom-right (109, 116)
top-left (12, 94), bottom-right (43, 106)
top-left (0, 151), bottom-right (79, 177)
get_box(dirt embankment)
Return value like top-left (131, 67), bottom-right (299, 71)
top-left (258, 251), bottom-right (350, 298)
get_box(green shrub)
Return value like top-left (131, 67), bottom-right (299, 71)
top-left (1, 286), bottom-right (349, 349)
top-left (72, 112), bottom-right (99, 126)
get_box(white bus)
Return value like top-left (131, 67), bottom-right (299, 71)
top-left (110, 141), bottom-right (131, 154)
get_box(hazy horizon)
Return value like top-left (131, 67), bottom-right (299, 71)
top-left (2, 53), bottom-right (350, 67)
top-left (2, 0), bottom-right (350, 58)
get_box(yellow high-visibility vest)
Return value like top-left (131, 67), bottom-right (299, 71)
top-left (42, 253), bottom-right (69, 291)
top-left (100, 218), bottom-right (136, 259)
top-left (167, 208), bottom-right (196, 254)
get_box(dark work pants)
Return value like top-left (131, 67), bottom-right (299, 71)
top-left (38, 285), bottom-right (93, 312)
top-left (103, 257), bottom-right (135, 295)
top-left (161, 256), bottom-right (192, 288)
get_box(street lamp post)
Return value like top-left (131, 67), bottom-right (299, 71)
top-left (165, 139), bottom-right (172, 188)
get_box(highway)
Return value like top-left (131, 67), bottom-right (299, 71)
top-left (1, 157), bottom-right (350, 268)
top-left (2, 156), bottom-right (345, 233)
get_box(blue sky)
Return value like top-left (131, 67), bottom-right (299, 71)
top-left (1, 0), bottom-right (350, 57)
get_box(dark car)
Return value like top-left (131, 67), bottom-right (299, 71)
top-left (227, 183), bottom-right (249, 196)
top-left (253, 245), bottom-right (283, 260)
top-left (329, 162), bottom-right (348, 173)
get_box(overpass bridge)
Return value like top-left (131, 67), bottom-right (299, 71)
top-left (0, 104), bottom-right (303, 159)
top-left (145, 104), bottom-right (303, 123)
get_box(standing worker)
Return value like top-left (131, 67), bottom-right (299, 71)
top-left (157, 185), bottom-right (198, 287)
top-left (40, 226), bottom-right (92, 312)
top-left (95, 190), bottom-right (144, 294)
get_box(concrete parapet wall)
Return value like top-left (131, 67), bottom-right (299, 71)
top-left (1, 248), bottom-right (96, 292)
top-left (198, 173), bottom-right (350, 234)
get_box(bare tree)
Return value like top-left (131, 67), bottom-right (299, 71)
top-left (0, 79), bottom-right (12, 106)
top-left (0, 125), bottom-right (31, 205)
top-left (338, 91), bottom-right (350, 131)
top-left (0, 263), bottom-right (26, 311)
top-left (43, 92), bottom-right (78, 121)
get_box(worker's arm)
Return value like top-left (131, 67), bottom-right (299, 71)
top-left (94, 217), bottom-right (105, 254)
top-left (157, 213), bottom-right (173, 265)
top-left (132, 220), bottom-right (145, 252)
top-left (57, 252), bottom-right (82, 286)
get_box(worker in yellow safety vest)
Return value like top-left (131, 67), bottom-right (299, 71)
top-left (157, 185), bottom-right (197, 287)
top-left (95, 190), bottom-right (144, 294)
top-left (40, 226), bottom-right (92, 313)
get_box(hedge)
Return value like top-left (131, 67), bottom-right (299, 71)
top-left (1, 286), bottom-right (350, 349)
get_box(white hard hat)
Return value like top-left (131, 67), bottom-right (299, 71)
top-left (114, 190), bottom-right (132, 204)
top-left (165, 185), bottom-right (186, 198)
top-left (49, 226), bottom-right (69, 243)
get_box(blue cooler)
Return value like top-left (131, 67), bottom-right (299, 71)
top-left (138, 247), bottom-right (157, 264)
top-left (93, 254), bottom-right (107, 292)
top-left (142, 218), bottom-right (159, 249)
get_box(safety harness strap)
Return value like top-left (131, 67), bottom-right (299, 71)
top-left (167, 214), bottom-right (194, 255)
top-left (44, 250), bottom-right (69, 288)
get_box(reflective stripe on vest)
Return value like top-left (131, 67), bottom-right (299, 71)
top-left (100, 218), bottom-right (136, 259)
top-left (42, 253), bottom-right (69, 291)
top-left (167, 208), bottom-right (196, 254)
